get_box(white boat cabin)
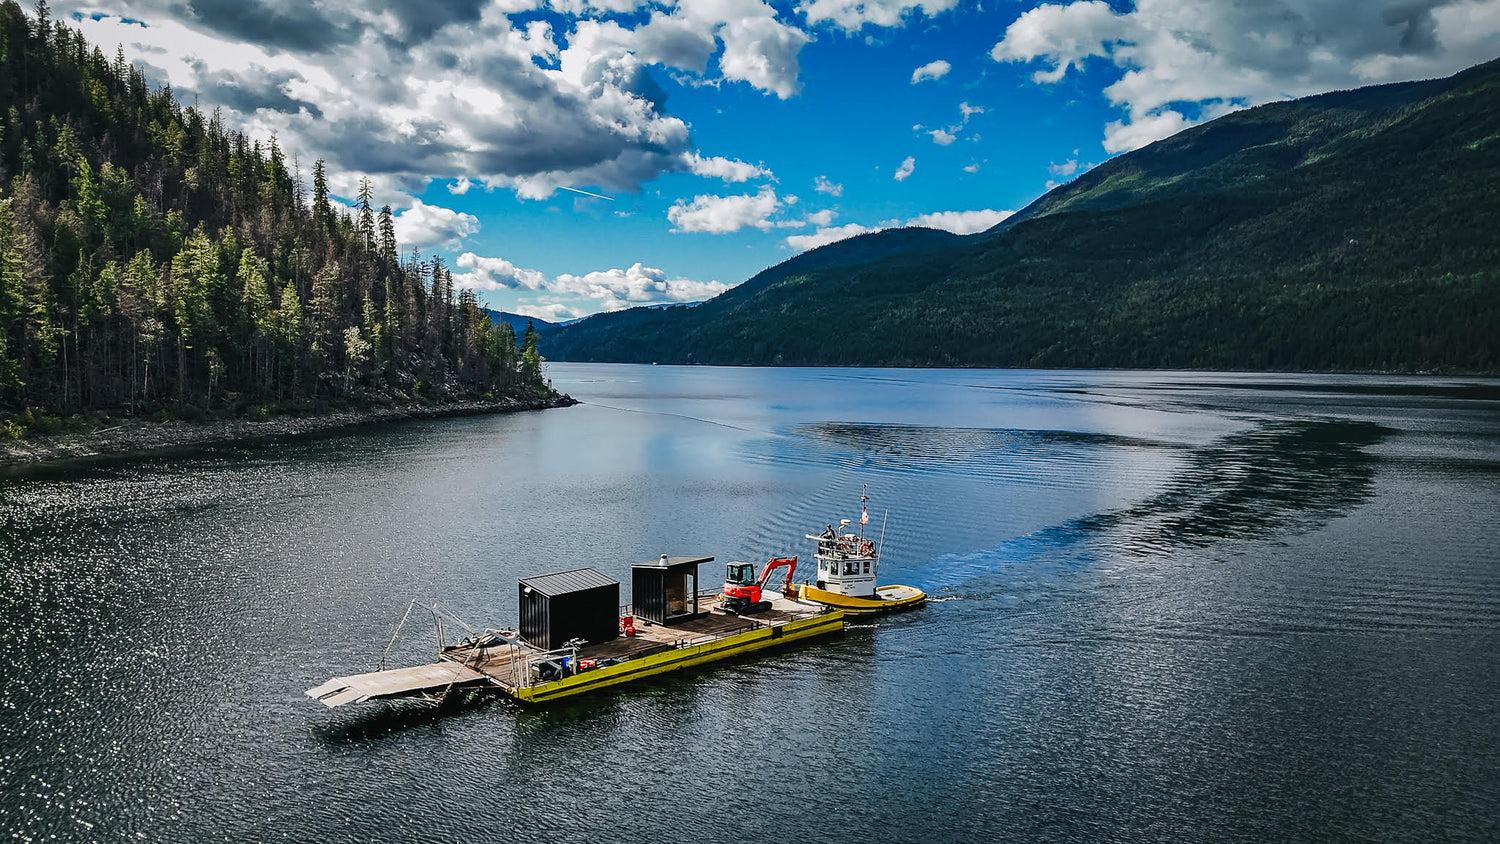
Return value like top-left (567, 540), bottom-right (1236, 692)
top-left (806, 519), bottom-right (879, 598)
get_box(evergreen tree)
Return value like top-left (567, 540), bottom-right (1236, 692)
top-left (521, 319), bottom-right (541, 386)
top-left (377, 204), bottom-right (396, 263)
top-left (356, 176), bottom-right (374, 253)
top-left (311, 158), bottom-right (329, 233)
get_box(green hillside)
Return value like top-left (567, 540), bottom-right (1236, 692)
top-left (0, 2), bottom-right (550, 433)
top-left (543, 59), bottom-right (1500, 372)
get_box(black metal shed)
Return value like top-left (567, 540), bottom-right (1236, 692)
top-left (631, 555), bottom-right (713, 625)
top-left (518, 568), bottom-right (620, 650)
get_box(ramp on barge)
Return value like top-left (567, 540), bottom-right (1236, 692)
top-left (305, 661), bottom-right (490, 707)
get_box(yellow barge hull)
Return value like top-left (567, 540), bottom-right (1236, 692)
top-left (797, 583), bottom-right (926, 615)
top-left (509, 609), bottom-right (846, 704)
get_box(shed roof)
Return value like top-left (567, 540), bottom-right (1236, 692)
top-left (632, 554), bottom-right (714, 570)
top-left (519, 567), bottom-right (619, 597)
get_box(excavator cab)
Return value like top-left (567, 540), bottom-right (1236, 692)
top-left (725, 563), bottom-right (757, 586)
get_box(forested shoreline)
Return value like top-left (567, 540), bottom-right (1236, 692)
top-left (0, 392), bottom-right (576, 468)
top-left (0, 2), bottom-right (556, 441)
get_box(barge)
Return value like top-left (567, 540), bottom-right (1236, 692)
top-left (306, 554), bottom-right (844, 708)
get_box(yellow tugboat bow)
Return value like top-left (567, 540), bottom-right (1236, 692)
top-left (798, 582), bottom-right (926, 615)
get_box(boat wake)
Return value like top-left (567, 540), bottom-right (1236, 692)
top-left (905, 419), bottom-right (1390, 592)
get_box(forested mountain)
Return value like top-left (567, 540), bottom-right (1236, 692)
top-left (543, 58), bottom-right (1500, 373)
top-left (487, 310), bottom-right (559, 335)
top-left (0, 2), bottom-right (549, 434)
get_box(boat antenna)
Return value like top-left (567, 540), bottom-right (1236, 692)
top-left (878, 509), bottom-right (889, 560)
top-left (859, 484), bottom-right (870, 540)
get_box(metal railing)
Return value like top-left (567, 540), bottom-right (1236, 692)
top-left (459, 589), bottom-right (763, 689)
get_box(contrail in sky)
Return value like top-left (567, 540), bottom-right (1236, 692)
top-left (559, 185), bottom-right (613, 200)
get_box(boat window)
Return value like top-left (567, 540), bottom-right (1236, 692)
top-left (863, 561), bottom-right (870, 574)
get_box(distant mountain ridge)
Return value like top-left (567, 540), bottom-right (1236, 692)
top-left (543, 58), bottom-right (1500, 373)
top-left (548, 226), bottom-right (967, 351)
top-left (993, 64), bottom-right (1494, 232)
top-left (485, 310), bottom-right (561, 335)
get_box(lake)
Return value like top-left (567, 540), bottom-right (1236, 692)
top-left (1, 364), bottom-right (1496, 842)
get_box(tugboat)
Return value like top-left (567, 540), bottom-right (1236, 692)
top-left (797, 489), bottom-right (926, 615)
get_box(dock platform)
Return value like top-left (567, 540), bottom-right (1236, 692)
top-left (307, 592), bottom-right (843, 707)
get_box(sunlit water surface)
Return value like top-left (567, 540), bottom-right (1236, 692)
top-left (2, 365), bottom-right (1497, 842)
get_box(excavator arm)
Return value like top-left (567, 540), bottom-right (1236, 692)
top-left (758, 556), bottom-right (798, 595)
top-left (723, 556), bottom-right (797, 615)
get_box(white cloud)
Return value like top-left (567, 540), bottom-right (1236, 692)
top-left (452, 253), bottom-right (550, 291)
top-left (781, 208), bottom-right (838, 229)
top-left (894, 156), bottom-right (916, 181)
top-left (911, 59), bottom-right (951, 84)
top-left (56, 0), bottom-right (818, 204)
top-left (684, 152), bottom-right (773, 182)
top-left (630, 11), bottom-right (719, 73)
top-left (906, 209), bottom-right (1013, 234)
top-left (514, 301), bottom-right (587, 323)
top-left (991, 1), bottom-right (1125, 84)
top-left (667, 187), bottom-right (783, 233)
top-left (814, 175), bottom-right (843, 196)
top-left (454, 253), bottom-right (729, 312)
top-left (563, 6), bottom-right (810, 99)
top-left (708, 5), bottom-right (812, 99)
top-left (553, 263), bottom-right (731, 310)
top-left (393, 200), bottom-right (480, 250)
top-left (992, 0), bottom-right (1500, 153)
top-left (1102, 110), bottom-right (1200, 154)
top-left (963, 163), bottom-right (981, 173)
top-left (448, 176), bottom-right (473, 195)
top-left (785, 207), bottom-right (1014, 252)
top-left (800, 0), bottom-right (960, 31)
top-left (551, 0), bottom-right (651, 15)
top-left (805, 209), bottom-right (836, 227)
top-left (916, 102), bottom-right (980, 147)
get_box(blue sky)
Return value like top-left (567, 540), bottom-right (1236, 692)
top-left (60, 1), bottom-right (1500, 320)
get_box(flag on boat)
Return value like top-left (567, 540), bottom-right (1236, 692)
top-left (861, 507), bottom-right (869, 525)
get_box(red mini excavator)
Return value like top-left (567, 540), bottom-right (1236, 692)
top-left (721, 556), bottom-right (797, 615)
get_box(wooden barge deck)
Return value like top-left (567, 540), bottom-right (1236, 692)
top-left (307, 592), bottom-right (844, 707)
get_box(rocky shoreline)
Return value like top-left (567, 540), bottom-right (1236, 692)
top-left (0, 393), bottom-right (579, 469)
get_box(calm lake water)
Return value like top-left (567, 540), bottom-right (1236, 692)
top-left (1, 365), bottom-right (1497, 842)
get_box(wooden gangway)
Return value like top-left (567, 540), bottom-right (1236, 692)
top-left (305, 661), bottom-right (491, 708)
